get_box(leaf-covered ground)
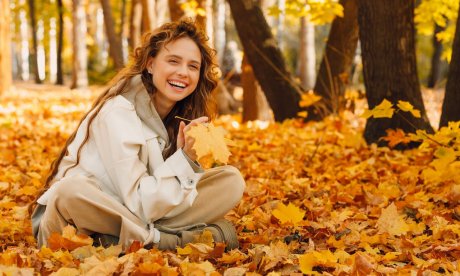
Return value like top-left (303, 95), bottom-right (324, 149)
top-left (1, 85), bottom-right (459, 275)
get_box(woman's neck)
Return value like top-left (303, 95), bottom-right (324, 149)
top-left (151, 94), bottom-right (174, 120)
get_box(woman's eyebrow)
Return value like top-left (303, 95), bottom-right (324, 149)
top-left (166, 54), bottom-right (201, 65)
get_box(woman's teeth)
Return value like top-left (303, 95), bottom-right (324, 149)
top-left (168, 81), bottom-right (186, 88)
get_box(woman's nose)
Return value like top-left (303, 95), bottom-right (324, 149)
top-left (177, 64), bottom-right (188, 77)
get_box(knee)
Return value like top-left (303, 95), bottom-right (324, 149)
top-left (51, 175), bottom-right (94, 207)
top-left (220, 165), bottom-right (245, 202)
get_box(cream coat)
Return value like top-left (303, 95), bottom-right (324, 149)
top-left (37, 75), bottom-right (204, 225)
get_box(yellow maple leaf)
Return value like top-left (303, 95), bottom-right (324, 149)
top-left (180, 261), bottom-right (215, 275)
top-left (372, 99), bottom-right (395, 118)
top-left (177, 245), bottom-right (193, 255)
top-left (299, 250), bottom-right (337, 275)
top-left (397, 100), bottom-right (421, 118)
top-left (430, 147), bottom-right (456, 171)
top-left (362, 99), bottom-right (394, 119)
top-left (360, 109), bottom-right (373, 119)
top-left (376, 203), bottom-right (409, 236)
top-left (297, 111), bottom-right (308, 118)
top-left (187, 123), bottom-right (233, 164)
top-left (272, 202), bottom-right (305, 226)
top-left (299, 91), bottom-right (322, 108)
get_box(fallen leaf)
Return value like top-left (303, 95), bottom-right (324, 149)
top-left (376, 203), bottom-right (409, 236)
top-left (272, 202), bottom-right (305, 226)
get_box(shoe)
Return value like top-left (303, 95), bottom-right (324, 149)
top-left (156, 219), bottom-right (239, 251)
top-left (91, 233), bottom-right (119, 248)
top-left (205, 219), bottom-right (239, 251)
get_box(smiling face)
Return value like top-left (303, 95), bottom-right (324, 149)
top-left (148, 37), bottom-right (202, 115)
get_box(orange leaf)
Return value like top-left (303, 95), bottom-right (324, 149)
top-left (126, 240), bottom-right (143, 254)
top-left (48, 225), bottom-right (93, 251)
top-left (380, 128), bottom-right (412, 148)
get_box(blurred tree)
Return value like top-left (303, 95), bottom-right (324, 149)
top-left (241, 54), bottom-right (272, 122)
top-left (298, 16), bottom-right (315, 90)
top-left (196, 0), bottom-right (213, 39)
top-left (27, 0), bottom-right (41, 83)
top-left (169, 0), bottom-right (185, 21)
top-left (358, 0), bottom-right (433, 146)
top-left (415, 0), bottom-right (458, 62)
top-left (440, 8), bottom-right (460, 127)
top-left (0, 0), bottom-right (12, 94)
top-left (139, 0), bottom-right (169, 33)
top-left (213, 0), bottom-right (226, 66)
top-left (142, 0), bottom-right (153, 31)
top-left (309, 0), bottom-right (358, 121)
top-left (100, 0), bottom-right (124, 70)
top-left (56, 0), bottom-right (64, 84)
top-left (227, 0), bottom-right (301, 121)
top-left (129, 0), bottom-right (142, 49)
top-left (427, 23), bottom-right (445, 88)
top-left (71, 0), bottom-right (88, 89)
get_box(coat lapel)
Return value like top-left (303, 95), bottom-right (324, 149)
top-left (121, 75), bottom-right (170, 146)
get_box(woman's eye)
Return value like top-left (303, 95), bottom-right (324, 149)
top-left (189, 65), bottom-right (199, 70)
top-left (169, 59), bottom-right (178, 64)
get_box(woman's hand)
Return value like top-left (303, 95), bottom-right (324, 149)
top-left (177, 116), bottom-right (208, 161)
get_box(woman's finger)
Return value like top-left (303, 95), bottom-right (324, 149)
top-left (184, 116), bottom-right (209, 133)
top-left (177, 121), bottom-right (186, 148)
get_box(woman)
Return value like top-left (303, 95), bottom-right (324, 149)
top-left (32, 19), bottom-right (245, 251)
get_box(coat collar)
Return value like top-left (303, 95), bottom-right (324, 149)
top-left (121, 75), bottom-right (169, 145)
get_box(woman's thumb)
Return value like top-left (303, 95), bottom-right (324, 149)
top-left (177, 121), bottom-right (185, 146)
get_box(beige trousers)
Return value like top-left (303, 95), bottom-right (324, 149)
top-left (36, 165), bottom-right (245, 250)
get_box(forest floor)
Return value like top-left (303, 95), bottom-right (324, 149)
top-left (1, 84), bottom-right (459, 275)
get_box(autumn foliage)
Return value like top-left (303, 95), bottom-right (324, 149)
top-left (1, 87), bottom-right (460, 274)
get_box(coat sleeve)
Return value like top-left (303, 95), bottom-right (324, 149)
top-left (92, 103), bottom-right (203, 223)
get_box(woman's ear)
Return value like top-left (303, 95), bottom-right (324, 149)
top-left (146, 58), bottom-right (154, 75)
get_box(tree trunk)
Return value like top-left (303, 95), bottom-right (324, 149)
top-left (195, 0), bottom-right (213, 40)
top-left (27, 0), bottom-right (42, 84)
top-left (242, 54), bottom-right (260, 122)
top-left (169, 0), bottom-right (184, 21)
top-left (19, 9), bottom-right (30, 81)
top-left (299, 16), bottom-right (316, 90)
top-left (120, 0), bottom-right (126, 38)
top-left (276, 0), bottom-right (285, 49)
top-left (129, 0), bottom-right (142, 49)
top-left (427, 23), bottom-right (444, 88)
top-left (71, 0), bottom-right (88, 89)
top-left (100, 0), bottom-right (124, 70)
top-left (214, 0), bottom-right (226, 66)
top-left (196, 0), bottom-right (206, 29)
top-left (358, 0), bottom-right (433, 145)
top-left (227, 0), bottom-right (301, 121)
top-left (242, 54), bottom-right (271, 122)
top-left (155, 0), bottom-right (168, 27)
top-left (56, 0), bottom-right (64, 84)
top-left (141, 0), bottom-right (153, 32)
top-left (213, 81), bottom-right (239, 114)
top-left (439, 8), bottom-right (460, 127)
top-left (0, 0), bottom-right (12, 94)
top-left (310, 0), bottom-right (359, 120)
